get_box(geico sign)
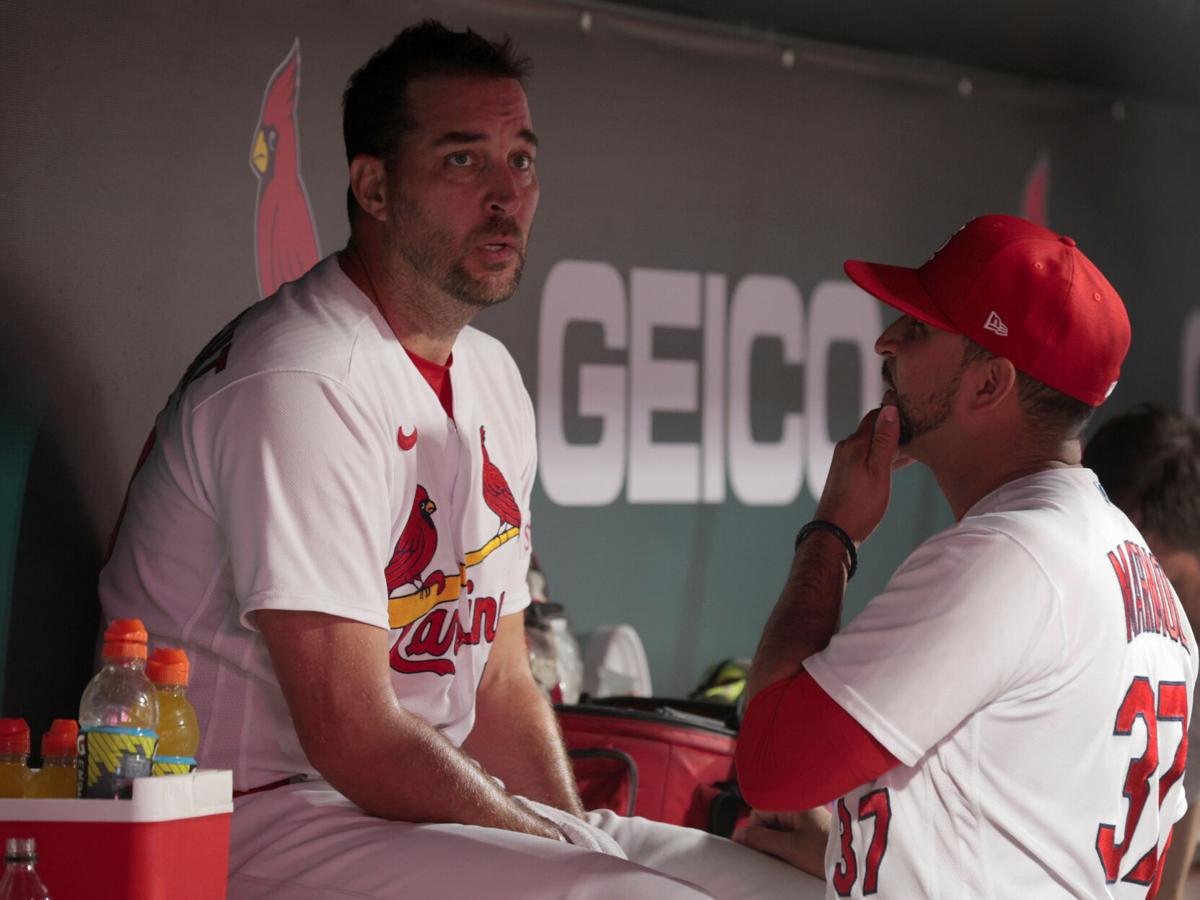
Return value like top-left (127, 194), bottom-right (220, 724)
top-left (537, 260), bottom-right (884, 507)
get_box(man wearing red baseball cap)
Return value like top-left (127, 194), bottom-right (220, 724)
top-left (733, 215), bottom-right (1198, 898)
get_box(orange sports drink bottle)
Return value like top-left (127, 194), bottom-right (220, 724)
top-left (0, 720), bottom-right (31, 798)
top-left (77, 619), bottom-right (159, 798)
top-left (146, 648), bottom-right (199, 775)
top-left (26, 720), bottom-right (78, 798)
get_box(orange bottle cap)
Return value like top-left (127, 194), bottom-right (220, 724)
top-left (0, 719), bottom-right (30, 755)
top-left (41, 719), bottom-right (78, 758)
top-left (102, 618), bottom-right (149, 660)
top-left (147, 647), bottom-right (190, 686)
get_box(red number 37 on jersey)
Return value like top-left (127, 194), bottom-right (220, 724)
top-left (1096, 676), bottom-right (1188, 887)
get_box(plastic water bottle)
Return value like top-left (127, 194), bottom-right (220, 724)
top-left (146, 648), bottom-right (199, 775)
top-left (77, 619), bottom-right (159, 799)
top-left (524, 602), bottom-right (583, 704)
top-left (0, 720), bottom-right (31, 798)
top-left (0, 838), bottom-right (51, 899)
top-left (26, 721), bottom-right (78, 799)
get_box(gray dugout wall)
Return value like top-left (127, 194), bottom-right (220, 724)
top-left (2, 0), bottom-right (1198, 711)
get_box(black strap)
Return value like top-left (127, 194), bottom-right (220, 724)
top-left (707, 779), bottom-right (749, 837)
top-left (794, 519), bottom-right (858, 580)
top-left (568, 748), bottom-right (639, 816)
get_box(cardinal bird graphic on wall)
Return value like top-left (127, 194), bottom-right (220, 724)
top-left (251, 39), bottom-right (320, 298)
top-left (386, 485), bottom-right (445, 596)
top-left (480, 427), bottom-right (521, 537)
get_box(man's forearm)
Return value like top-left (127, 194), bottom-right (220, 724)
top-left (257, 609), bottom-right (562, 839)
top-left (745, 529), bottom-right (850, 703)
top-left (746, 404), bottom-right (902, 703)
top-left (463, 673), bottom-right (583, 816)
top-left (305, 696), bottom-right (560, 839)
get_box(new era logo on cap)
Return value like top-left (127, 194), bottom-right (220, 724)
top-left (983, 311), bottom-right (1009, 337)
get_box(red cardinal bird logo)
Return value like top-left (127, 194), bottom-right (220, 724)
top-left (1021, 152), bottom-right (1050, 227)
top-left (251, 39), bottom-right (320, 298)
top-left (386, 485), bottom-right (445, 595)
top-left (480, 426), bottom-right (521, 536)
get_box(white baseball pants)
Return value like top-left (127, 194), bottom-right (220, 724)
top-left (226, 782), bottom-right (824, 899)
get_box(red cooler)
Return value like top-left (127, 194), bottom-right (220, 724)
top-left (0, 769), bottom-right (232, 899)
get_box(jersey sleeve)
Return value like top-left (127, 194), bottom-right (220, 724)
top-left (804, 525), bottom-right (1067, 767)
top-left (498, 378), bottom-right (537, 619)
top-left (736, 671), bottom-right (900, 809)
top-left (190, 372), bottom-right (393, 631)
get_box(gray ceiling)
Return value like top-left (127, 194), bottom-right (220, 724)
top-left (596, 0), bottom-right (1200, 104)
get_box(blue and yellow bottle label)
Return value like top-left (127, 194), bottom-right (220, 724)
top-left (78, 726), bottom-right (157, 799)
top-left (152, 755), bottom-right (197, 776)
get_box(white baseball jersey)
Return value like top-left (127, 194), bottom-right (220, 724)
top-left (805, 467), bottom-right (1197, 899)
top-left (100, 255), bottom-right (534, 790)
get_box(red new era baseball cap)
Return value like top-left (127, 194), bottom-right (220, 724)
top-left (844, 215), bottom-right (1130, 406)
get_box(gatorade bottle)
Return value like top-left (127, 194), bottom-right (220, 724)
top-left (146, 648), bottom-right (199, 775)
top-left (77, 619), bottom-right (159, 798)
top-left (0, 720), bottom-right (31, 798)
top-left (26, 720), bottom-right (78, 799)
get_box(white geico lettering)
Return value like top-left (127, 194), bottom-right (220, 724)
top-left (537, 260), bottom-right (883, 507)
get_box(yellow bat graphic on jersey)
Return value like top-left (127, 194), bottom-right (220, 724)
top-left (387, 525), bottom-right (519, 629)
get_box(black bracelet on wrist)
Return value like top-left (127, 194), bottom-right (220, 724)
top-left (794, 520), bottom-right (858, 580)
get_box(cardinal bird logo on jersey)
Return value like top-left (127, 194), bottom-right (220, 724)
top-left (480, 426), bottom-right (521, 536)
top-left (385, 485), bottom-right (445, 596)
top-left (1021, 152), bottom-right (1050, 227)
top-left (251, 39), bottom-right (320, 298)
top-left (385, 436), bottom-right (522, 678)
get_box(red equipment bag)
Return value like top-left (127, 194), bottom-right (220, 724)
top-left (556, 698), bottom-right (749, 836)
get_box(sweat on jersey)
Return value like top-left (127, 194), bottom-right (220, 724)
top-left (794, 468), bottom-right (1195, 899)
top-left (100, 255), bottom-right (535, 790)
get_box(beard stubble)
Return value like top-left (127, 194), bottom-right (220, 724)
top-left (389, 194), bottom-right (526, 309)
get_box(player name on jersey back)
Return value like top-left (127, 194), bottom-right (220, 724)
top-left (1108, 540), bottom-right (1189, 647)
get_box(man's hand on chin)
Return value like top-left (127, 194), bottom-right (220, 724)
top-left (733, 806), bottom-right (831, 879)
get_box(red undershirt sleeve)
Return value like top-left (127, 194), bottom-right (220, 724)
top-left (736, 670), bottom-right (900, 810)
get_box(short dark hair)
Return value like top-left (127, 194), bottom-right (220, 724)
top-left (961, 339), bottom-right (1095, 439)
top-left (1083, 405), bottom-right (1200, 551)
top-left (341, 20), bottom-right (531, 224)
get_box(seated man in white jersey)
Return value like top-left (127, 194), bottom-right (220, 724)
top-left (99, 20), bottom-right (809, 900)
top-left (732, 215), bottom-right (1198, 898)
top-left (1085, 406), bottom-right (1200, 900)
